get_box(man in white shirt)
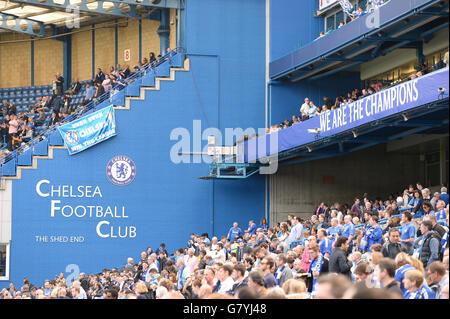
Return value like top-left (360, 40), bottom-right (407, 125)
top-left (210, 237), bottom-right (219, 251)
top-left (300, 98), bottom-right (311, 121)
top-left (217, 264), bottom-right (235, 294)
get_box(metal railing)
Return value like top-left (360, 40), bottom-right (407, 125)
top-left (0, 47), bottom-right (185, 168)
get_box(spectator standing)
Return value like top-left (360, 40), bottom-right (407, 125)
top-left (381, 228), bottom-right (405, 259)
top-left (399, 212), bottom-right (416, 255)
top-left (84, 82), bottom-right (95, 103)
top-left (102, 74), bottom-right (113, 92)
top-left (351, 198), bottom-right (362, 219)
top-left (259, 218), bottom-right (269, 232)
top-left (418, 220), bottom-right (440, 268)
top-left (176, 258), bottom-right (190, 291)
top-left (329, 236), bottom-right (352, 277)
top-left (306, 243), bottom-right (328, 293)
top-left (227, 222), bottom-right (243, 243)
top-left (285, 217), bottom-right (304, 251)
top-left (184, 248), bottom-right (198, 274)
top-left (247, 220), bottom-right (257, 235)
top-left (95, 68), bottom-right (106, 83)
top-left (53, 73), bottom-right (64, 96)
top-left (434, 200), bottom-right (447, 222)
top-left (414, 188), bottom-right (432, 218)
top-left (440, 187), bottom-right (449, 206)
top-left (300, 98), bottom-right (311, 121)
top-left (365, 216), bottom-right (383, 252)
top-left (318, 229), bottom-right (333, 258)
top-left (149, 52), bottom-right (157, 63)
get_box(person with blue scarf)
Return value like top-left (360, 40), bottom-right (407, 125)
top-left (176, 258), bottom-right (190, 291)
top-left (307, 244), bottom-right (328, 293)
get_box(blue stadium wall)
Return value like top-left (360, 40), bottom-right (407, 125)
top-left (2, 0), bottom-right (267, 288)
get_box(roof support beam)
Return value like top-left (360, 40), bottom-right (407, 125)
top-left (95, 0), bottom-right (181, 9)
top-left (0, 12), bottom-right (51, 37)
top-left (8, 0), bottom-right (162, 20)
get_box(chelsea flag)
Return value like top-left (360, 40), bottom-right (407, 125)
top-left (58, 105), bottom-right (117, 155)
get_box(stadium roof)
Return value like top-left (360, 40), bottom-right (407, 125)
top-left (0, 0), bottom-right (175, 37)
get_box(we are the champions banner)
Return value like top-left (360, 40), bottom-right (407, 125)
top-left (245, 67), bottom-right (449, 162)
top-left (58, 105), bottom-right (117, 155)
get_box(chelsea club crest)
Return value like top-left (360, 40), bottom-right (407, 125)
top-left (65, 131), bottom-right (80, 146)
top-left (106, 155), bottom-right (136, 186)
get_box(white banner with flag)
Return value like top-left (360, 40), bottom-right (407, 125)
top-left (319, 0), bottom-right (339, 11)
top-left (339, 0), bottom-right (354, 13)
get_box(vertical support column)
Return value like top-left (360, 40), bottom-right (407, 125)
top-left (63, 35), bottom-right (72, 90)
top-left (30, 39), bottom-right (35, 86)
top-left (440, 137), bottom-right (448, 186)
top-left (115, 19), bottom-right (118, 67)
top-left (92, 24), bottom-right (95, 80)
top-left (139, 19), bottom-right (142, 62)
top-left (177, 0), bottom-right (186, 49)
top-left (417, 41), bottom-right (424, 68)
top-left (157, 8), bottom-right (170, 55)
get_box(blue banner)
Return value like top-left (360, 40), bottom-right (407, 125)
top-left (245, 68), bottom-right (449, 162)
top-left (58, 105), bottom-right (117, 155)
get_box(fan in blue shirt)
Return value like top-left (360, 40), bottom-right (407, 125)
top-left (365, 216), bottom-right (382, 252)
top-left (327, 218), bottom-right (343, 243)
top-left (247, 220), bottom-right (257, 235)
top-left (395, 263), bottom-right (415, 295)
top-left (399, 213), bottom-right (416, 253)
top-left (227, 222), bottom-right (243, 243)
top-left (318, 229), bottom-right (333, 257)
top-left (341, 216), bottom-right (355, 245)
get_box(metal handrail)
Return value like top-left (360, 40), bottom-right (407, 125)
top-left (0, 47), bottom-right (185, 167)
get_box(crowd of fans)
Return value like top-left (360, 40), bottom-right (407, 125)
top-left (1, 182), bottom-right (448, 299)
top-left (0, 51), bottom-right (162, 158)
top-left (267, 54), bottom-right (449, 134)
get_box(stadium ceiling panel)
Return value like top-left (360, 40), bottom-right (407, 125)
top-left (0, 0), bottom-right (173, 33)
top-left (0, 9), bottom-right (53, 36)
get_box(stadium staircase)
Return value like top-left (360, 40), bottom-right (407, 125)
top-left (0, 47), bottom-right (190, 190)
